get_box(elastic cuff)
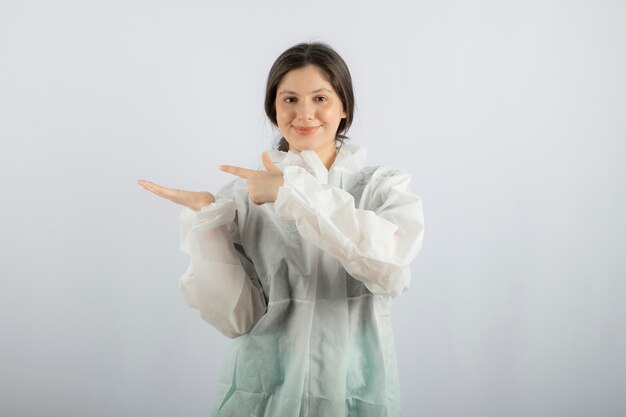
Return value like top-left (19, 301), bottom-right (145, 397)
top-left (180, 198), bottom-right (237, 231)
top-left (274, 165), bottom-right (322, 218)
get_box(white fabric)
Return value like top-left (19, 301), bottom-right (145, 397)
top-left (178, 143), bottom-right (424, 416)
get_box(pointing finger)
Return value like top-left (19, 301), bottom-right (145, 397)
top-left (219, 165), bottom-right (257, 179)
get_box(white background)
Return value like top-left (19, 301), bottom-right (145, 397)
top-left (1, 1), bottom-right (624, 416)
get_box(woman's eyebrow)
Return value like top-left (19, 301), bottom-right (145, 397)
top-left (278, 87), bottom-right (333, 95)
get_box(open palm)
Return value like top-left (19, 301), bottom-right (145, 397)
top-left (137, 179), bottom-right (215, 212)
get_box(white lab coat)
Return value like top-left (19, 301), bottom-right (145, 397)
top-left (178, 143), bottom-right (424, 416)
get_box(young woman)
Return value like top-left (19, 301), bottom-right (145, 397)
top-left (138, 41), bottom-right (425, 417)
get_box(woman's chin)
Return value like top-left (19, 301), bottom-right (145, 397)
top-left (285, 136), bottom-right (334, 153)
top-left (287, 138), bottom-right (318, 150)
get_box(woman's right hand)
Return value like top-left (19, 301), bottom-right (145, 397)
top-left (137, 179), bottom-right (216, 212)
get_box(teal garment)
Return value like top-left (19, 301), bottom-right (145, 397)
top-left (179, 143), bottom-right (425, 416)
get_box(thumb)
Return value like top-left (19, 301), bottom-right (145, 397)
top-left (262, 152), bottom-right (281, 173)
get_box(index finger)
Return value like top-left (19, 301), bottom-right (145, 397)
top-left (219, 165), bottom-right (257, 179)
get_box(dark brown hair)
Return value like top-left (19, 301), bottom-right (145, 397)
top-left (264, 42), bottom-right (355, 152)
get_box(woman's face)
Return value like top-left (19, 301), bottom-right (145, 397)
top-left (275, 64), bottom-right (347, 153)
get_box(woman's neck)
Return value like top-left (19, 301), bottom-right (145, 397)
top-left (315, 142), bottom-right (338, 171)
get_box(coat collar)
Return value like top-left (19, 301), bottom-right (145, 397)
top-left (265, 143), bottom-right (367, 184)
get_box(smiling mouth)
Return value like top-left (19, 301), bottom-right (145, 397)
top-left (293, 125), bottom-right (320, 135)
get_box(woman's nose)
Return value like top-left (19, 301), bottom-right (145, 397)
top-left (295, 103), bottom-right (314, 121)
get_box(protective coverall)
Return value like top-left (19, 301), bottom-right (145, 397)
top-left (178, 143), bottom-right (425, 416)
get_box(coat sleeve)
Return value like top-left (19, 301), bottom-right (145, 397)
top-left (274, 165), bottom-right (424, 298)
top-left (178, 185), bottom-right (267, 339)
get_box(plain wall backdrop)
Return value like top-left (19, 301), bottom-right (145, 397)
top-left (1, 0), bottom-right (624, 416)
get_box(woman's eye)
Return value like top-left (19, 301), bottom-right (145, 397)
top-left (283, 96), bottom-right (327, 103)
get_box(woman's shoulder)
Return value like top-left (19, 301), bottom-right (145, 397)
top-left (347, 165), bottom-right (414, 211)
top-left (357, 164), bottom-right (412, 185)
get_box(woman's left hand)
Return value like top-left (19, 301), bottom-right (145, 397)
top-left (219, 152), bottom-right (284, 205)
